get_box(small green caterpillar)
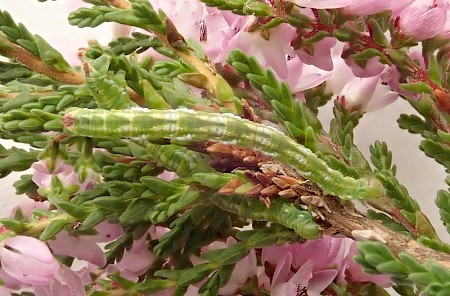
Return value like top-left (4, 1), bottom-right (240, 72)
top-left (63, 108), bottom-right (386, 200)
top-left (129, 142), bottom-right (215, 177)
top-left (210, 194), bottom-right (321, 239)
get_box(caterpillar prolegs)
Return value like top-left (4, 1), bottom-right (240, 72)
top-left (63, 108), bottom-right (386, 201)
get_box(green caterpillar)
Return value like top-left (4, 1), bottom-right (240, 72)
top-left (210, 194), bottom-right (321, 239)
top-left (63, 108), bottom-right (386, 200)
top-left (129, 142), bottom-right (215, 177)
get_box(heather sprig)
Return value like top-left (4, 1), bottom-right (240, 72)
top-left (2, 1), bottom-right (450, 295)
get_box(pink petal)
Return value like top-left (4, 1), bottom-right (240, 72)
top-left (290, 64), bottom-right (331, 92)
top-left (1, 246), bottom-right (60, 285)
top-left (296, 37), bottom-right (336, 71)
top-left (0, 286), bottom-right (11, 296)
top-left (271, 252), bottom-right (293, 288)
top-left (400, 4), bottom-right (447, 40)
top-left (0, 268), bottom-right (24, 291)
top-left (271, 282), bottom-right (298, 296)
top-left (344, 0), bottom-right (391, 16)
top-left (219, 248), bottom-right (257, 294)
top-left (289, 260), bottom-right (314, 287)
top-left (291, 0), bottom-right (353, 9)
top-left (4, 236), bottom-right (55, 263)
top-left (308, 269), bottom-right (338, 292)
top-left (48, 231), bottom-right (106, 266)
top-left (91, 222), bottom-right (123, 243)
top-left (345, 57), bottom-right (386, 78)
top-left (51, 265), bottom-right (86, 296)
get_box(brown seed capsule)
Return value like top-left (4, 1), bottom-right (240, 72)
top-left (271, 177), bottom-right (291, 190)
top-left (278, 175), bottom-right (301, 185)
top-left (218, 178), bottom-right (242, 195)
top-left (260, 185), bottom-right (281, 196)
top-left (278, 188), bottom-right (299, 198)
top-left (300, 195), bottom-right (331, 213)
top-left (255, 172), bottom-right (273, 187)
top-left (246, 184), bottom-right (265, 197)
top-left (260, 162), bottom-right (287, 175)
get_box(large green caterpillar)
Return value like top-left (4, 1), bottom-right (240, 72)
top-left (63, 108), bottom-right (386, 200)
top-left (210, 194), bottom-right (321, 239)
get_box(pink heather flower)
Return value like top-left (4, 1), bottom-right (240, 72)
top-left (0, 286), bottom-right (10, 296)
top-left (143, 1), bottom-right (324, 94)
top-left (104, 226), bottom-right (170, 281)
top-left (327, 49), bottom-right (397, 111)
top-left (344, 243), bottom-right (391, 287)
top-left (215, 238), bottom-right (257, 295)
top-left (344, 56), bottom-right (386, 78)
top-left (295, 37), bottom-right (337, 71)
top-left (260, 236), bottom-right (349, 296)
top-left (398, 0), bottom-right (447, 41)
top-left (0, 268), bottom-right (25, 291)
top-left (390, 0), bottom-right (415, 18)
top-left (187, 237), bottom-right (257, 295)
top-left (32, 159), bottom-right (98, 194)
top-left (113, 0), bottom-right (330, 96)
top-left (381, 64), bottom-right (420, 100)
top-left (439, 6), bottom-right (450, 37)
top-left (336, 75), bottom-right (398, 111)
top-left (151, 0), bottom-right (206, 40)
top-left (344, 0), bottom-right (392, 16)
top-left (290, 0), bottom-right (353, 9)
top-left (221, 22), bottom-right (297, 80)
top-left (33, 265), bottom-right (87, 296)
top-left (285, 58), bottom-right (332, 93)
top-left (0, 236), bottom-right (60, 285)
top-left (48, 222), bottom-right (123, 266)
top-left (9, 200), bottom-right (50, 218)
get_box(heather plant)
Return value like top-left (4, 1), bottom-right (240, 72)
top-left (1, 0), bottom-right (450, 295)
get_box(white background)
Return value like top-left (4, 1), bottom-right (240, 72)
top-left (0, 0), bottom-right (448, 251)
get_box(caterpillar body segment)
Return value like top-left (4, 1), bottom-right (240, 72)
top-left (210, 194), bottom-right (321, 239)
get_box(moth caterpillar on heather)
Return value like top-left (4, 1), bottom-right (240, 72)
top-left (63, 108), bottom-right (386, 201)
top-left (210, 195), bottom-right (321, 239)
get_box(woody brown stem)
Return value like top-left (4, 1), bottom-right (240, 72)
top-left (0, 36), bottom-right (84, 85)
top-left (322, 196), bottom-right (450, 269)
top-left (0, 36), bottom-right (146, 106)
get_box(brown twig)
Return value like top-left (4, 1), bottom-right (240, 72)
top-left (199, 140), bottom-right (450, 267)
top-left (0, 36), bottom-right (84, 85)
top-left (0, 36), bottom-right (146, 106)
top-left (322, 196), bottom-right (450, 269)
